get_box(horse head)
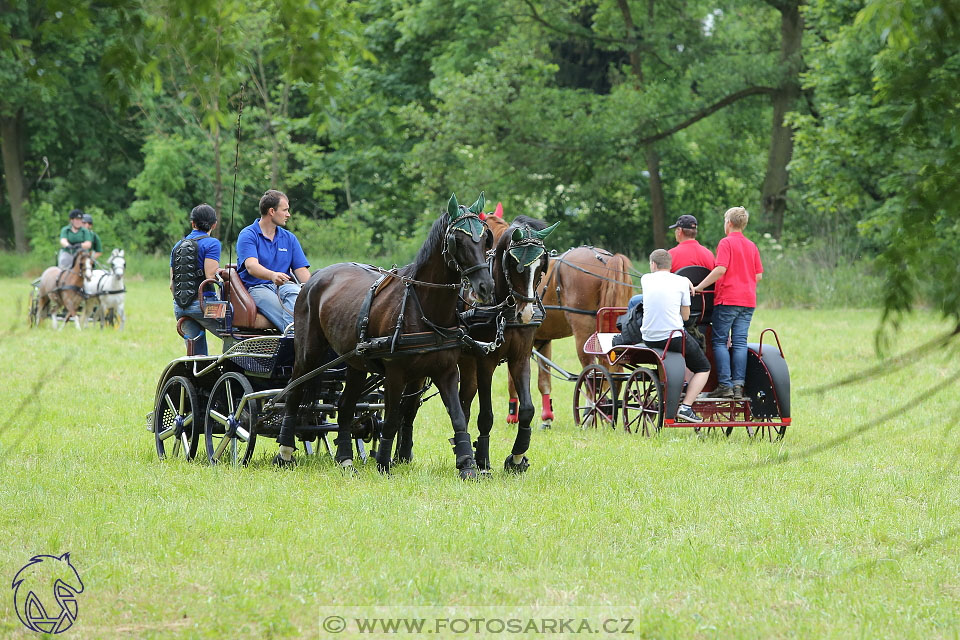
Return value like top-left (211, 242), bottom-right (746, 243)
top-left (443, 192), bottom-right (495, 304)
top-left (109, 249), bottom-right (126, 279)
top-left (500, 220), bottom-right (559, 323)
top-left (73, 250), bottom-right (93, 283)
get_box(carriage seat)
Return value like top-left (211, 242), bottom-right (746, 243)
top-left (218, 265), bottom-right (278, 331)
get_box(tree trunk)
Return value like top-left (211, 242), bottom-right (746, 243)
top-left (761, 1), bottom-right (803, 240)
top-left (645, 145), bottom-right (667, 248)
top-left (0, 110), bottom-right (29, 253)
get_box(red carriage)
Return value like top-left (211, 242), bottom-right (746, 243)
top-left (570, 266), bottom-right (791, 440)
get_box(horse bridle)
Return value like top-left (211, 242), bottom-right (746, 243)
top-left (442, 210), bottom-right (491, 279)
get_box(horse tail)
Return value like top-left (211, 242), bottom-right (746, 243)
top-left (599, 253), bottom-right (634, 309)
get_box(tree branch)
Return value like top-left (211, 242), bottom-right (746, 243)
top-left (520, 0), bottom-right (644, 47)
top-left (638, 86), bottom-right (777, 145)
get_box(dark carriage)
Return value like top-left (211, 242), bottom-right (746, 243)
top-left (149, 264), bottom-right (384, 466)
top-left (571, 266), bottom-right (791, 440)
top-left (149, 195), bottom-right (500, 474)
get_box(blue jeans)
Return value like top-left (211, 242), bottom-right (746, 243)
top-left (248, 282), bottom-right (301, 332)
top-left (711, 304), bottom-right (754, 388)
top-left (627, 294), bottom-right (643, 311)
top-left (174, 299), bottom-right (222, 356)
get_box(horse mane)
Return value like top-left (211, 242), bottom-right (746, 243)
top-left (403, 211), bottom-right (451, 276)
top-left (512, 215), bottom-right (549, 231)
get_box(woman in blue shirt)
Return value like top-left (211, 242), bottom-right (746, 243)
top-left (170, 204), bottom-right (222, 355)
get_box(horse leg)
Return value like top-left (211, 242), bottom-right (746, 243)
top-left (537, 340), bottom-right (555, 429)
top-left (469, 358), bottom-right (495, 472)
top-left (505, 353), bottom-right (534, 473)
top-left (374, 374), bottom-right (406, 475)
top-left (433, 367), bottom-right (478, 480)
top-left (505, 365), bottom-right (519, 425)
top-left (332, 367), bottom-right (366, 472)
top-left (118, 301), bottom-right (125, 330)
top-left (394, 378), bottom-right (424, 464)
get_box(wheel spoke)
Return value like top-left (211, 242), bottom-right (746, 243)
top-left (178, 386), bottom-right (186, 414)
top-left (164, 394), bottom-right (177, 415)
top-left (225, 381), bottom-right (235, 413)
top-left (213, 433), bottom-right (230, 460)
top-left (209, 409), bottom-right (229, 427)
top-left (183, 412), bottom-right (193, 428)
top-left (157, 426), bottom-right (176, 441)
top-left (180, 432), bottom-right (190, 454)
top-left (172, 436), bottom-right (181, 457)
top-left (236, 426), bottom-right (250, 442)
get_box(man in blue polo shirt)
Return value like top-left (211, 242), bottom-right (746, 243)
top-left (236, 189), bottom-right (311, 332)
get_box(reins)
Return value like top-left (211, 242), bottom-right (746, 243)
top-left (549, 250), bottom-right (643, 289)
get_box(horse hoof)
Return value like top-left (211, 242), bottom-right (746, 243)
top-left (376, 461), bottom-right (391, 475)
top-left (504, 454), bottom-right (530, 474)
top-left (459, 466), bottom-right (479, 481)
top-left (540, 420), bottom-right (552, 430)
top-left (340, 460), bottom-right (359, 477)
top-left (505, 414), bottom-right (519, 424)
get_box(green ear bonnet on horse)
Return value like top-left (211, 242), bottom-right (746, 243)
top-left (508, 222), bottom-right (560, 272)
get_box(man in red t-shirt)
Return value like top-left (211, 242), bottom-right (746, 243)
top-left (694, 207), bottom-right (763, 399)
top-left (667, 214), bottom-right (715, 272)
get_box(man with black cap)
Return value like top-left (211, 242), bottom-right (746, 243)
top-left (625, 215), bottom-right (714, 313)
top-left (81, 213), bottom-right (103, 262)
top-left (667, 214), bottom-right (715, 271)
top-left (58, 209), bottom-right (93, 269)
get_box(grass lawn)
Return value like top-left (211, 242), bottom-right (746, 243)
top-left (1, 276), bottom-right (959, 639)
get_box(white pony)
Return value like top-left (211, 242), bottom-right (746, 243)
top-left (84, 249), bottom-right (127, 329)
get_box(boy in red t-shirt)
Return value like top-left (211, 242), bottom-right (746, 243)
top-left (693, 207), bottom-right (763, 399)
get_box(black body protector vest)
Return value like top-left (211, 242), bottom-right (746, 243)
top-left (172, 235), bottom-right (207, 307)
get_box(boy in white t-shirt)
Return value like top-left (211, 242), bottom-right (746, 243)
top-left (635, 249), bottom-right (711, 422)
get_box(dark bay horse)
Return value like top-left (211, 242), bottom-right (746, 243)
top-left (33, 250), bottom-right (93, 329)
top-left (393, 211), bottom-right (559, 473)
top-left (506, 243), bottom-right (634, 428)
top-left (278, 193), bottom-right (496, 478)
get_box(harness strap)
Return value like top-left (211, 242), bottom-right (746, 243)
top-left (357, 274), bottom-right (388, 345)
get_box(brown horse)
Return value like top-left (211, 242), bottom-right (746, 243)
top-left (506, 243), bottom-right (635, 427)
top-left (392, 211), bottom-right (559, 473)
top-left (33, 250), bottom-right (93, 329)
top-left (277, 194), bottom-right (496, 478)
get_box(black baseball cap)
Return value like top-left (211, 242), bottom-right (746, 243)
top-left (81, 213), bottom-right (93, 224)
top-left (668, 214), bottom-right (698, 230)
top-left (69, 209), bottom-right (84, 219)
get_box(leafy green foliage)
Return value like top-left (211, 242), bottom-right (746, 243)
top-left (792, 0), bottom-right (960, 341)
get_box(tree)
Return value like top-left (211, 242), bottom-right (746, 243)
top-left (0, 1), bottom-right (137, 252)
top-left (133, 0), bottom-right (366, 233)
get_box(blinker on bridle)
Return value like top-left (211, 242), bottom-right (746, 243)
top-left (442, 191), bottom-right (489, 278)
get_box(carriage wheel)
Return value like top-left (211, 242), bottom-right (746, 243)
top-left (746, 418), bottom-right (787, 442)
top-left (205, 372), bottom-right (258, 466)
top-left (573, 364), bottom-right (618, 429)
top-left (154, 376), bottom-right (200, 460)
top-left (621, 368), bottom-right (663, 436)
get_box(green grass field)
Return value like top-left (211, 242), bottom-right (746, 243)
top-left (1, 277), bottom-right (959, 639)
